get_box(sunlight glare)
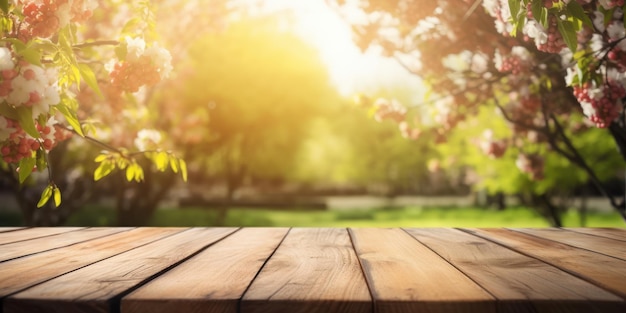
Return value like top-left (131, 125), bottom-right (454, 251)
top-left (259, 0), bottom-right (422, 97)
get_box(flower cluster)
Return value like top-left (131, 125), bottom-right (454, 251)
top-left (0, 45), bottom-right (70, 163)
top-left (0, 116), bottom-right (71, 163)
top-left (20, 0), bottom-right (98, 40)
top-left (0, 48), bottom-right (60, 119)
top-left (398, 121), bottom-right (421, 140)
top-left (109, 37), bottom-right (173, 94)
top-left (372, 97), bottom-right (406, 122)
top-left (525, 16), bottom-right (567, 53)
top-left (134, 128), bottom-right (162, 151)
top-left (516, 153), bottom-right (545, 180)
top-left (484, 1), bottom-right (626, 129)
top-left (479, 129), bottom-right (508, 159)
top-left (573, 81), bottom-right (626, 128)
top-left (494, 46), bottom-right (534, 75)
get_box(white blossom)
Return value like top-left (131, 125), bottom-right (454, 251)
top-left (593, 11), bottom-right (606, 32)
top-left (0, 47), bottom-right (14, 71)
top-left (0, 116), bottom-right (15, 141)
top-left (471, 52), bottom-right (489, 74)
top-left (134, 129), bottom-right (162, 151)
top-left (524, 20), bottom-right (548, 46)
top-left (125, 36), bottom-right (146, 61)
top-left (145, 44), bottom-right (173, 79)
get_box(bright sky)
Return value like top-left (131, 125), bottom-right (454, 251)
top-left (259, 0), bottom-right (422, 97)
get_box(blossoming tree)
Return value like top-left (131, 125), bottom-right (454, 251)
top-left (0, 0), bottom-right (186, 224)
top-left (331, 0), bottom-right (626, 222)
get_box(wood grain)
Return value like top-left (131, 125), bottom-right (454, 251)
top-left (0, 227), bottom-right (132, 262)
top-left (565, 228), bottom-right (626, 242)
top-left (122, 227), bottom-right (288, 313)
top-left (405, 228), bottom-right (625, 313)
top-left (0, 227), bottom-right (185, 298)
top-left (350, 228), bottom-right (495, 313)
top-left (5, 227), bottom-right (237, 313)
top-left (512, 228), bottom-right (626, 261)
top-left (241, 228), bottom-right (371, 313)
top-left (0, 227), bottom-right (83, 245)
top-left (465, 228), bottom-right (626, 298)
top-left (0, 228), bottom-right (24, 233)
top-left (2, 227), bottom-right (625, 313)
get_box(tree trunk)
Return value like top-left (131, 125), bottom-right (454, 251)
top-left (116, 169), bottom-right (176, 226)
top-left (530, 193), bottom-right (563, 227)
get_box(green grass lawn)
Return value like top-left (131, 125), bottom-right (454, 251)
top-left (53, 205), bottom-right (626, 228)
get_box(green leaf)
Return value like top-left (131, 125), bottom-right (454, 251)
top-left (94, 153), bottom-right (109, 162)
top-left (557, 19), bottom-right (578, 52)
top-left (154, 151), bottom-right (169, 171)
top-left (531, 0), bottom-right (548, 27)
top-left (604, 8), bottom-right (615, 27)
top-left (18, 156), bottom-right (36, 183)
top-left (77, 63), bottom-right (103, 98)
top-left (1, 38), bottom-right (25, 51)
top-left (0, 0), bottom-right (8, 14)
top-left (55, 99), bottom-right (84, 137)
top-left (114, 44), bottom-right (127, 60)
top-left (179, 158), bottom-right (188, 182)
top-left (512, 13), bottom-right (526, 37)
top-left (18, 46), bottom-right (42, 66)
top-left (53, 186), bottom-right (61, 207)
top-left (567, 1), bottom-right (593, 29)
top-left (125, 163), bottom-right (136, 181)
top-left (116, 157), bottom-right (129, 170)
top-left (16, 107), bottom-right (40, 138)
top-left (509, 0), bottom-right (521, 24)
top-left (0, 102), bottom-right (17, 119)
top-left (169, 157), bottom-right (179, 173)
top-left (121, 17), bottom-right (142, 37)
top-left (35, 149), bottom-right (46, 172)
top-left (94, 161), bottom-right (115, 181)
top-left (129, 162), bottom-right (144, 182)
top-left (133, 164), bottom-right (144, 182)
top-left (125, 162), bottom-right (144, 182)
top-left (70, 63), bottom-right (81, 86)
top-left (37, 185), bottom-right (53, 208)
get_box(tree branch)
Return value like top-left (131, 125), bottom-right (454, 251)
top-left (72, 40), bottom-right (119, 49)
top-left (550, 114), bottom-right (626, 221)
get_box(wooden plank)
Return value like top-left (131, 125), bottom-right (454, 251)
top-left (0, 227), bottom-right (83, 245)
top-left (241, 228), bottom-right (371, 313)
top-left (122, 228), bottom-right (289, 313)
top-left (0, 228), bottom-right (24, 233)
top-left (0, 227), bottom-right (185, 299)
top-left (566, 228), bottom-right (626, 242)
top-left (5, 227), bottom-right (238, 313)
top-left (465, 228), bottom-right (626, 298)
top-left (405, 228), bottom-right (625, 313)
top-left (0, 228), bottom-right (133, 262)
top-left (513, 228), bottom-right (626, 261)
top-left (350, 228), bottom-right (494, 313)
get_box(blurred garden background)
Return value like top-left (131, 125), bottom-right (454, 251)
top-left (1, 0), bottom-right (625, 228)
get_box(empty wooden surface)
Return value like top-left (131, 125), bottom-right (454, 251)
top-left (1, 227), bottom-right (625, 313)
top-left (406, 228), bottom-right (625, 313)
top-left (350, 228), bottom-right (494, 313)
top-left (123, 228), bottom-right (289, 313)
top-left (242, 228), bottom-right (371, 313)
top-left (0, 227), bottom-right (83, 245)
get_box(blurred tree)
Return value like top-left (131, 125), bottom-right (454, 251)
top-left (160, 15), bottom-right (342, 225)
top-left (435, 105), bottom-right (624, 226)
top-left (330, 0), bottom-right (626, 224)
top-left (294, 87), bottom-right (436, 196)
top-left (0, 0), bottom-right (231, 226)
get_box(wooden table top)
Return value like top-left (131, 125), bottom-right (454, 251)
top-left (1, 227), bottom-right (626, 313)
